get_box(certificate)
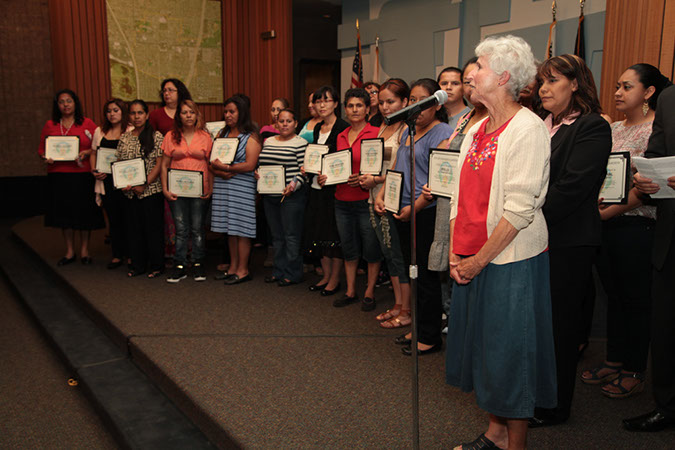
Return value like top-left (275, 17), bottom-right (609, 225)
top-left (210, 137), bottom-right (239, 164)
top-left (112, 158), bottom-right (147, 189)
top-left (205, 121), bottom-right (225, 138)
top-left (304, 144), bottom-right (329, 175)
top-left (257, 165), bottom-right (286, 195)
top-left (45, 136), bottom-right (79, 161)
top-left (428, 148), bottom-right (461, 199)
top-left (359, 138), bottom-right (384, 175)
top-left (599, 151), bottom-right (630, 204)
top-left (168, 169), bottom-right (204, 198)
top-left (384, 170), bottom-right (404, 214)
top-left (633, 155), bottom-right (675, 200)
top-left (322, 150), bottom-right (352, 186)
top-left (95, 147), bottom-right (118, 174)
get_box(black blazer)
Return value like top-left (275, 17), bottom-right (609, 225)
top-left (308, 117), bottom-right (349, 187)
top-left (645, 85), bottom-right (675, 270)
top-left (543, 113), bottom-right (612, 249)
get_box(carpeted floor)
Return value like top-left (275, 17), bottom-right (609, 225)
top-left (8, 216), bottom-right (675, 449)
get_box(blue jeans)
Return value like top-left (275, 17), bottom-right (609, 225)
top-left (334, 199), bottom-right (382, 263)
top-left (169, 197), bottom-right (208, 265)
top-left (263, 186), bottom-right (308, 282)
top-left (369, 204), bottom-right (409, 283)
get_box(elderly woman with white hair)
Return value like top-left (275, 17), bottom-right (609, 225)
top-left (445, 35), bottom-right (557, 450)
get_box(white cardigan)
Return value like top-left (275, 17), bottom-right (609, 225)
top-left (450, 107), bottom-right (551, 265)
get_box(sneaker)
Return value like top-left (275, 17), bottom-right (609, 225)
top-left (193, 263), bottom-right (206, 282)
top-left (167, 265), bottom-right (187, 283)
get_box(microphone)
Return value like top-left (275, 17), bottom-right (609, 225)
top-left (384, 90), bottom-right (448, 125)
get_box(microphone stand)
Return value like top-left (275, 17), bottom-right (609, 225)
top-left (405, 109), bottom-right (421, 450)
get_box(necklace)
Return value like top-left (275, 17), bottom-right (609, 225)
top-left (60, 119), bottom-right (74, 136)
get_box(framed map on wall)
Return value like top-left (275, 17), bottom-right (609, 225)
top-left (106, 0), bottom-right (223, 103)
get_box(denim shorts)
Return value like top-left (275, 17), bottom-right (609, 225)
top-left (334, 199), bottom-right (383, 262)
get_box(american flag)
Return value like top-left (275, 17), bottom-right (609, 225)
top-left (546, 1), bottom-right (557, 59)
top-left (351, 21), bottom-right (363, 88)
top-left (575, 7), bottom-right (585, 60)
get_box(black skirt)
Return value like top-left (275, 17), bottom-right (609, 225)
top-left (302, 184), bottom-right (342, 258)
top-left (45, 172), bottom-right (105, 230)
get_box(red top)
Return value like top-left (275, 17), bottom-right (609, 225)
top-left (335, 123), bottom-right (379, 202)
top-left (149, 107), bottom-right (175, 136)
top-left (38, 118), bottom-right (97, 173)
top-left (453, 117), bottom-right (512, 256)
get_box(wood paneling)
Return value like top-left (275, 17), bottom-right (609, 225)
top-left (600, 0), bottom-right (675, 121)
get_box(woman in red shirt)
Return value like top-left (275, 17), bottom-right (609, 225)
top-left (38, 89), bottom-right (104, 266)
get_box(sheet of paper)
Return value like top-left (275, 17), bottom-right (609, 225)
top-left (633, 156), bottom-right (675, 199)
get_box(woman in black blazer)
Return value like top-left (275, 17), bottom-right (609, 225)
top-left (529, 54), bottom-right (612, 427)
top-left (301, 86), bottom-right (350, 295)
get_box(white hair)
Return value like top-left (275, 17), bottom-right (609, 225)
top-left (475, 35), bottom-right (537, 100)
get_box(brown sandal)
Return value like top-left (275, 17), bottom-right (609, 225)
top-left (375, 304), bottom-right (402, 321)
top-left (380, 309), bottom-right (411, 329)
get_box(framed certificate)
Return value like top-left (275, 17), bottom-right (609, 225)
top-left (205, 121), bottom-right (225, 138)
top-left (428, 148), bottom-right (461, 199)
top-left (112, 158), bottom-right (147, 189)
top-left (599, 151), bottom-right (631, 204)
top-left (384, 170), bottom-right (404, 214)
top-left (359, 138), bottom-right (384, 175)
top-left (322, 150), bottom-right (352, 186)
top-left (45, 136), bottom-right (79, 161)
top-left (168, 169), bottom-right (204, 198)
top-left (210, 137), bottom-right (239, 164)
top-left (304, 144), bottom-right (329, 175)
top-left (95, 147), bottom-right (118, 174)
top-left (257, 165), bottom-right (286, 195)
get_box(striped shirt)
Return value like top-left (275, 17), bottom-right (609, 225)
top-left (258, 135), bottom-right (308, 187)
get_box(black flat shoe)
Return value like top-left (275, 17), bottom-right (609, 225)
top-left (320, 283), bottom-right (341, 296)
top-left (308, 282), bottom-right (328, 292)
top-left (333, 294), bottom-right (358, 308)
top-left (278, 279), bottom-right (298, 287)
top-left (265, 275), bottom-right (280, 283)
top-left (623, 410), bottom-right (675, 432)
top-left (394, 333), bottom-right (411, 346)
top-left (107, 260), bottom-right (123, 270)
top-left (57, 256), bottom-right (76, 266)
top-left (224, 274), bottom-right (252, 285)
top-left (81, 256), bottom-right (93, 265)
top-left (401, 343), bottom-right (443, 356)
top-left (528, 410), bottom-right (568, 428)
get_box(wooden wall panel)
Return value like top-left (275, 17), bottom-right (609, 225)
top-left (599, 0), bottom-right (673, 121)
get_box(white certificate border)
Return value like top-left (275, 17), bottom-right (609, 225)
top-left (46, 136), bottom-right (80, 161)
top-left (600, 151), bottom-right (630, 205)
top-left (210, 137), bottom-right (240, 164)
top-left (168, 169), bottom-right (204, 198)
top-left (322, 150), bottom-right (352, 186)
top-left (304, 144), bottom-right (329, 175)
top-left (112, 158), bottom-right (147, 189)
top-left (384, 169), bottom-right (404, 214)
top-left (257, 165), bottom-right (286, 195)
top-left (428, 148), bottom-right (461, 199)
top-left (359, 138), bottom-right (385, 175)
top-left (95, 147), bottom-right (117, 174)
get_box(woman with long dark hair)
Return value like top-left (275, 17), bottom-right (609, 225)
top-left (38, 89), bottom-right (104, 265)
top-left (149, 78), bottom-right (193, 135)
top-left (210, 94), bottom-right (262, 284)
top-left (91, 98), bottom-right (131, 269)
top-left (116, 100), bottom-right (165, 278)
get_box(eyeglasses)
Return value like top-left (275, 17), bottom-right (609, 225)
top-left (366, 90), bottom-right (378, 95)
top-left (162, 88), bottom-right (178, 94)
top-left (314, 99), bottom-right (334, 105)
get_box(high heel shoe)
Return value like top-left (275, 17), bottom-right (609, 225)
top-left (320, 283), bottom-right (341, 296)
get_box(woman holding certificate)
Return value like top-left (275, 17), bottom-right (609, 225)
top-left (318, 88), bottom-right (382, 311)
top-left (210, 95), bottom-right (262, 285)
top-left (38, 89), bottom-right (104, 266)
top-left (368, 78), bottom-right (412, 328)
top-left (91, 98), bottom-right (131, 270)
top-left (160, 100), bottom-right (213, 283)
top-left (528, 54), bottom-right (612, 428)
top-left (258, 109), bottom-right (309, 286)
top-left (580, 64), bottom-right (672, 399)
top-left (445, 36), bottom-right (556, 450)
top-left (302, 86), bottom-right (349, 296)
top-left (115, 100), bottom-right (165, 278)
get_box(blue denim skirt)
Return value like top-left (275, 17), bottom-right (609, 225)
top-left (445, 252), bottom-right (557, 418)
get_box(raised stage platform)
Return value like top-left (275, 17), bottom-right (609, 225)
top-left (2, 216), bottom-right (673, 449)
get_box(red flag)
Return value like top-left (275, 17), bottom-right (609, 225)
top-left (351, 22), bottom-right (363, 88)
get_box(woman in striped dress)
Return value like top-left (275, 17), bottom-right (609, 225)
top-left (258, 109), bottom-right (309, 285)
top-left (210, 94), bottom-right (262, 284)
